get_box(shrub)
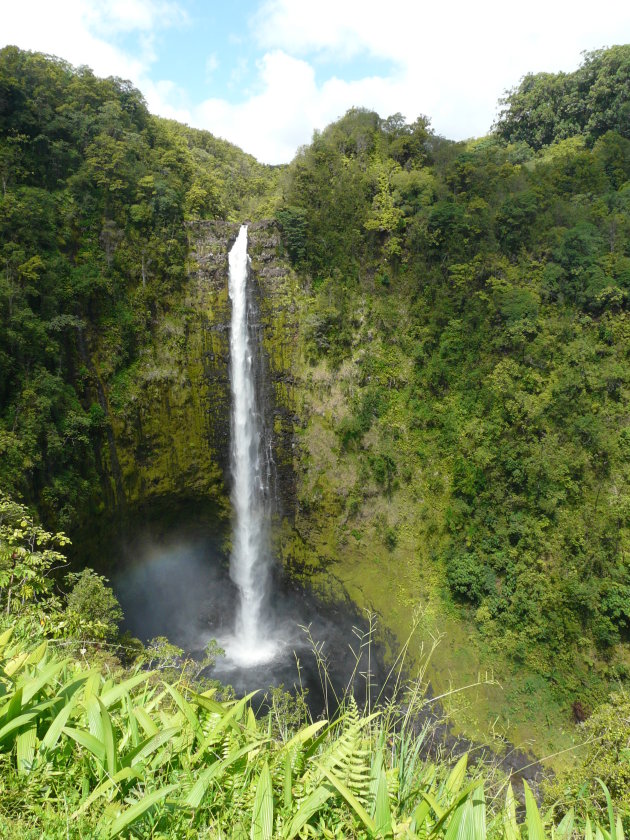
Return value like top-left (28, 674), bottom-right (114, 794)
top-left (65, 568), bottom-right (123, 641)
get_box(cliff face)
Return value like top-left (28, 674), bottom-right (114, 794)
top-left (92, 219), bottom-right (299, 530)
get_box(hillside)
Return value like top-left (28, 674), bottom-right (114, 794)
top-left (0, 45), bottom-right (281, 529)
top-left (272, 50), bottom-right (630, 743)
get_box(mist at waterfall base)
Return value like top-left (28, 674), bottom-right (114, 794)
top-left (113, 529), bottom-right (386, 714)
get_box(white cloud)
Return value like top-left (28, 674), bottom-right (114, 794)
top-left (186, 0), bottom-right (630, 162)
top-left (194, 51), bottom-right (317, 163)
top-left (1, 0), bottom-right (187, 119)
top-left (205, 53), bottom-right (219, 83)
top-left (3, 0), bottom-right (630, 163)
top-left (241, 0), bottom-right (630, 157)
top-left (93, 0), bottom-right (187, 34)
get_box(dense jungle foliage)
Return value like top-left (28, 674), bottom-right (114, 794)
top-left (275, 45), bottom-right (630, 694)
top-left (0, 45), bottom-right (280, 528)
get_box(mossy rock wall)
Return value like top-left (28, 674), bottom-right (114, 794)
top-left (89, 220), bottom-right (299, 528)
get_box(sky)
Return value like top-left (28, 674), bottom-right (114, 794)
top-left (3, 0), bottom-right (630, 164)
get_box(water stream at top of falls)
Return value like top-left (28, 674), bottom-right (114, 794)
top-left (225, 224), bottom-right (278, 666)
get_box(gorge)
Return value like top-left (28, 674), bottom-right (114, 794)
top-left (1, 45), bottom-right (630, 831)
top-left (105, 218), bottom-right (386, 708)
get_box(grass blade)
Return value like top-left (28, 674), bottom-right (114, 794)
top-left (251, 760), bottom-right (273, 840)
top-left (597, 779), bottom-right (617, 840)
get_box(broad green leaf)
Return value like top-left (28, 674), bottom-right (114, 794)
top-left (443, 797), bottom-right (466, 840)
top-left (556, 808), bottom-right (575, 838)
top-left (411, 799), bottom-right (432, 834)
top-left (25, 641), bottom-right (47, 666)
top-left (133, 706), bottom-right (158, 737)
top-left (16, 723), bottom-right (37, 774)
top-left (585, 816), bottom-right (594, 840)
top-left (41, 695), bottom-right (77, 753)
top-left (190, 691), bottom-right (232, 717)
top-left (0, 710), bottom-right (39, 745)
top-left (524, 779), bottom-right (545, 840)
top-left (597, 779), bottom-right (617, 840)
top-left (283, 751), bottom-right (292, 811)
top-left (284, 785), bottom-right (332, 839)
top-left (503, 783), bottom-right (520, 840)
top-left (99, 782), bottom-right (178, 839)
top-left (124, 692), bottom-right (139, 748)
top-left (373, 765), bottom-right (393, 838)
top-left (1, 686), bottom-right (23, 727)
top-left (97, 698), bottom-right (118, 777)
top-left (86, 696), bottom-right (104, 744)
top-left (185, 742), bottom-right (258, 808)
top-left (100, 673), bottom-right (149, 709)
top-left (444, 754), bottom-right (467, 797)
top-left (471, 785), bottom-right (486, 840)
top-left (617, 817), bottom-right (625, 840)
top-left (424, 780), bottom-right (479, 837)
top-left (63, 726), bottom-right (106, 764)
top-left (124, 726), bottom-right (180, 768)
top-left (457, 798), bottom-right (477, 840)
top-left (416, 788), bottom-right (445, 822)
top-left (283, 719), bottom-right (328, 751)
top-left (58, 672), bottom-right (92, 704)
top-left (72, 767), bottom-right (142, 819)
top-left (0, 627), bottom-right (13, 655)
top-left (164, 683), bottom-right (203, 742)
top-left (251, 760), bottom-right (273, 840)
top-left (193, 690), bottom-right (259, 761)
top-left (83, 672), bottom-right (101, 703)
top-left (4, 652), bottom-right (29, 677)
top-left (19, 659), bottom-right (66, 704)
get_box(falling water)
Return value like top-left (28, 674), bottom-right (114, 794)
top-left (226, 225), bottom-right (278, 666)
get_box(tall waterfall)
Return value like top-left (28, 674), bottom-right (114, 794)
top-left (227, 225), bottom-right (277, 666)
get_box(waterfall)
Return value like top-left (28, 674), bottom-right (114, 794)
top-left (226, 225), bottom-right (278, 666)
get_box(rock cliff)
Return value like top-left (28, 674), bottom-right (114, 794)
top-left (92, 219), bottom-right (300, 532)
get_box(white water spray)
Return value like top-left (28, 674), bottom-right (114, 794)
top-left (226, 225), bottom-right (278, 666)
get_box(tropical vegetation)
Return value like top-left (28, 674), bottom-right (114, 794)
top-left (1, 42), bottom-right (630, 836)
